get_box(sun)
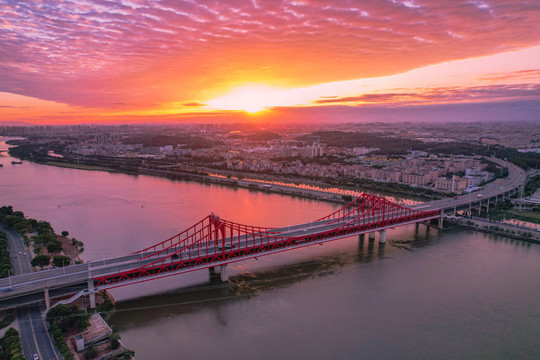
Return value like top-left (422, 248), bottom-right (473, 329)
top-left (207, 85), bottom-right (284, 113)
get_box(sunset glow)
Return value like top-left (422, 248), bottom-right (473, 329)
top-left (0, 0), bottom-right (539, 124)
top-left (207, 85), bottom-right (285, 113)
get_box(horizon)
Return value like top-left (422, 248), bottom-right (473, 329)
top-left (1, 0), bottom-right (539, 124)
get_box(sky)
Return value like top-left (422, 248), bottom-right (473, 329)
top-left (0, 0), bottom-right (539, 124)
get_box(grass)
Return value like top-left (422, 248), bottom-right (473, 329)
top-left (487, 207), bottom-right (540, 223)
top-left (0, 315), bottom-right (14, 330)
top-left (45, 161), bottom-right (115, 172)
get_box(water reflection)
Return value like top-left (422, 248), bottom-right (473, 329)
top-left (110, 224), bottom-right (446, 329)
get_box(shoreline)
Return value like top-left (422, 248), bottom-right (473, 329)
top-left (33, 156), bottom-right (440, 205)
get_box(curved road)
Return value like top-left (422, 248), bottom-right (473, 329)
top-left (412, 158), bottom-right (526, 212)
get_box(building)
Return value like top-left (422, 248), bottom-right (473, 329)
top-left (434, 176), bottom-right (470, 193)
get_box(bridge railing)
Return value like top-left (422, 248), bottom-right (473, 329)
top-left (95, 195), bottom-right (440, 289)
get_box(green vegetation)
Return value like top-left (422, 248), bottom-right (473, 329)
top-left (31, 254), bottom-right (51, 269)
top-left (110, 333), bottom-right (121, 349)
top-left (48, 324), bottom-right (75, 360)
top-left (0, 206), bottom-right (65, 256)
top-left (85, 345), bottom-right (98, 359)
top-left (334, 177), bottom-right (443, 199)
top-left (524, 174), bottom-right (540, 197)
top-left (119, 350), bottom-right (136, 359)
top-left (0, 315), bottom-right (14, 330)
top-left (245, 131), bottom-right (282, 141)
top-left (477, 199), bottom-right (540, 224)
top-left (46, 304), bottom-right (90, 333)
top-left (96, 293), bottom-right (114, 317)
top-left (0, 328), bottom-right (24, 360)
top-left (46, 304), bottom-right (91, 360)
top-left (71, 238), bottom-right (84, 253)
top-left (61, 231), bottom-right (69, 237)
top-left (52, 255), bottom-right (71, 267)
top-left (0, 231), bottom-right (12, 279)
top-left (301, 131), bottom-right (540, 169)
top-left (46, 239), bottom-right (63, 254)
top-left (123, 134), bottom-right (221, 149)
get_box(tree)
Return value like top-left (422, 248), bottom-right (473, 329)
top-left (120, 350), bottom-right (135, 359)
top-left (46, 240), bottom-right (63, 254)
top-left (85, 345), bottom-right (98, 360)
top-left (61, 231), bottom-right (69, 237)
top-left (110, 333), bottom-right (121, 349)
top-left (46, 304), bottom-right (90, 333)
top-left (52, 255), bottom-right (71, 267)
top-left (31, 254), bottom-right (51, 268)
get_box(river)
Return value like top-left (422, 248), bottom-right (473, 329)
top-left (1, 137), bottom-right (539, 359)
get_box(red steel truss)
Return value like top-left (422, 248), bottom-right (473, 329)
top-left (95, 193), bottom-right (440, 288)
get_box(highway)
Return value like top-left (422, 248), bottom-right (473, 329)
top-left (3, 226), bottom-right (59, 360)
top-left (412, 158), bottom-right (526, 212)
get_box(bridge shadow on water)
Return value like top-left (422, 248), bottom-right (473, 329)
top-left (108, 225), bottom-right (439, 328)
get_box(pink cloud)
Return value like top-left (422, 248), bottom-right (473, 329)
top-left (0, 0), bottom-right (539, 109)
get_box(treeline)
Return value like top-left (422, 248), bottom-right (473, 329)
top-left (299, 131), bottom-right (422, 155)
top-left (334, 177), bottom-right (446, 199)
top-left (525, 174), bottom-right (540, 197)
top-left (0, 231), bottom-right (12, 278)
top-left (122, 134), bottom-right (221, 149)
top-left (0, 328), bottom-right (24, 360)
top-left (47, 304), bottom-right (90, 360)
top-left (8, 140), bottom-right (66, 161)
top-left (302, 131), bottom-right (540, 169)
top-left (0, 206), bottom-right (64, 254)
top-left (0, 206), bottom-right (83, 269)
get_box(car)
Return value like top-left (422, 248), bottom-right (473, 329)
top-left (33, 354), bottom-right (39, 360)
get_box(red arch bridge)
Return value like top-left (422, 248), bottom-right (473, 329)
top-left (0, 193), bottom-right (440, 310)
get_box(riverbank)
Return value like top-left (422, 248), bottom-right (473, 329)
top-left (38, 156), bottom-right (434, 206)
top-left (45, 161), bottom-right (117, 172)
top-left (8, 142), bottom-right (443, 205)
top-left (451, 216), bottom-right (540, 244)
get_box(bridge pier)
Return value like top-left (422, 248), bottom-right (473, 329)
top-left (219, 265), bottom-right (229, 281)
top-left (438, 216), bottom-right (444, 229)
top-left (378, 230), bottom-right (386, 244)
top-left (358, 233), bottom-right (365, 242)
top-left (368, 232), bottom-right (375, 241)
top-left (44, 287), bottom-right (50, 310)
top-left (212, 264), bottom-right (229, 281)
top-left (478, 200), bottom-right (482, 216)
top-left (87, 279), bottom-right (96, 309)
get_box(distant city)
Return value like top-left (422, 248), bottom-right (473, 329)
top-left (2, 121), bottom-right (539, 199)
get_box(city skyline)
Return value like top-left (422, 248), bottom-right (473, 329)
top-left (1, 0), bottom-right (539, 124)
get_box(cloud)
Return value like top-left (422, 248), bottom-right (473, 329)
top-left (0, 0), bottom-right (539, 109)
top-left (0, 105), bottom-right (30, 109)
top-left (314, 84), bottom-right (540, 106)
top-left (182, 102), bottom-right (206, 107)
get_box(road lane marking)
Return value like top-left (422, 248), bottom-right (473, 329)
top-left (26, 307), bottom-right (43, 360)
